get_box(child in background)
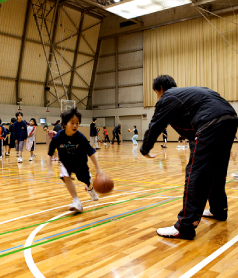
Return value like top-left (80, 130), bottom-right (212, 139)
top-left (43, 125), bottom-right (57, 161)
top-left (3, 127), bottom-right (9, 156)
top-left (47, 108), bottom-right (102, 212)
top-left (129, 126), bottom-right (139, 145)
top-left (26, 118), bottom-right (37, 161)
top-left (13, 112), bottom-right (27, 163)
top-left (103, 126), bottom-right (110, 145)
top-left (5, 118), bottom-right (16, 156)
top-left (161, 127), bottom-right (168, 148)
top-left (0, 119), bottom-right (8, 159)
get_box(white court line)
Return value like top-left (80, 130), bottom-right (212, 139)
top-left (0, 189), bottom-right (161, 226)
top-left (179, 234), bottom-right (238, 278)
top-left (24, 200), bottom-right (131, 278)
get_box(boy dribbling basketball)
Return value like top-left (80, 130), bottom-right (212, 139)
top-left (47, 108), bottom-right (102, 213)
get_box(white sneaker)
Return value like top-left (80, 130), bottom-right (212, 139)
top-left (176, 146), bottom-right (181, 149)
top-left (32, 154), bottom-right (36, 160)
top-left (18, 157), bottom-right (23, 163)
top-left (157, 225), bottom-right (195, 239)
top-left (85, 187), bottom-right (99, 201)
top-left (5, 152), bottom-right (10, 156)
top-left (202, 209), bottom-right (214, 217)
top-left (157, 226), bottom-right (180, 237)
top-left (69, 199), bottom-right (83, 212)
top-left (29, 157), bottom-right (33, 161)
top-left (104, 143), bottom-right (107, 145)
top-left (181, 146), bottom-right (185, 150)
top-left (231, 173), bottom-right (238, 180)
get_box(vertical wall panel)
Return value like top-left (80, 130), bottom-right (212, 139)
top-left (100, 38), bottom-right (115, 55)
top-left (0, 79), bottom-right (16, 104)
top-left (21, 42), bottom-right (49, 81)
top-left (118, 32), bottom-right (143, 52)
top-left (20, 82), bottom-right (44, 106)
top-left (0, 35), bottom-right (21, 78)
top-left (0, 0), bottom-right (27, 36)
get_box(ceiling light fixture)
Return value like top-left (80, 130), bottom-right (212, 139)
top-left (105, 0), bottom-right (191, 19)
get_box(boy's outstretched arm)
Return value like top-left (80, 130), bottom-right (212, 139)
top-left (90, 153), bottom-right (103, 176)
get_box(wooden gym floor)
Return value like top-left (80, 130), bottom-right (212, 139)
top-left (1, 141), bottom-right (238, 278)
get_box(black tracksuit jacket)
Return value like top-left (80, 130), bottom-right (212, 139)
top-left (141, 86), bottom-right (237, 155)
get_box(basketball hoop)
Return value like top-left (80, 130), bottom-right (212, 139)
top-left (61, 100), bottom-right (76, 112)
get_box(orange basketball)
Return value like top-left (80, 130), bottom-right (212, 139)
top-left (128, 129), bottom-right (131, 132)
top-left (93, 174), bottom-right (114, 193)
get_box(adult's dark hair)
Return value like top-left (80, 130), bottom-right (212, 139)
top-left (61, 108), bottom-right (82, 126)
top-left (43, 125), bottom-right (48, 129)
top-left (92, 117), bottom-right (97, 122)
top-left (15, 112), bottom-right (23, 117)
top-left (153, 75), bottom-right (177, 92)
top-left (11, 118), bottom-right (16, 123)
top-left (30, 118), bottom-right (37, 126)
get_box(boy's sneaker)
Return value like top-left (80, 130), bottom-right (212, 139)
top-left (32, 154), bottom-right (36, 160)
top-left (5, 152), bottom-right (10, 156)
top-left (85, 187), bottom-right (99, 201)
top-left (69, 199), bottom-right (83, 213)
top-left (29, 157), bottom-right (33, 161)
top-left (96, 148), bottom-right (101, 150)
top-left (202, 209), bottom-right (214, 218)
top-left (18, 157), bottom-right (23, 163)
top-left (157, 226), bottom-right (195, 240)
top-left (0, 156), bottom-right (2, 159)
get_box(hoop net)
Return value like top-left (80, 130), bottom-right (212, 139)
top-left (61, 100), bottom-right (76, 112)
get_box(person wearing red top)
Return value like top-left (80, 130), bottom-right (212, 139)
top-left (103, 126), bottom-right (110, 145)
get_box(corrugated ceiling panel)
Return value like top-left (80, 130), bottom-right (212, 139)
top-left (82, 23), bottom-right (100, 53)
top-left (74, 60), bottom-right (94, 88)
top-left (71, 89), bottom-right (88, 110)
top-left (78, 37), bottom-right (94, 56)
top-left (27, 2), bottom-right (54, 42)
top-left (0, 35), bottom-right (21, 78)
top-left (0, 0), bottom-right (27, 36)
top-left (76, 54), bottom-right (94, 69)
top-left (0, 79), bottom-right (16, 104)
top-left (54, 7), bottom-right (80, 51)
top-left (21, 42), bottom-right (49, 82)
top-left (20, 82), bottom-right (44, 106)
top-left (82, 14), bottom-right (101, 31)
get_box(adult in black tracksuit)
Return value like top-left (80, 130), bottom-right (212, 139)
top-left (112, 124), bottom-right (121, 145)
top-left (140, 75), bottom-right (238, 240)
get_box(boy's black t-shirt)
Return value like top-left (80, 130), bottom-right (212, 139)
top-left (134, 129), bottom-right (138, 135)
top-left (48, 130), bottom-right (96, 170)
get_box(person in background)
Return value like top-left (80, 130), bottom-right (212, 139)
top-left (5, 118), bottom-right (16, 156)
top-left (43, 125), bottom-right (57, 161)
top-left (53, 120), bottom-right (62, 133)
top-left (111, 124), bottom-right (121, 146)
top-left (129, 126), bottom-right (139, 146)
top-left (13, 112), bottom-right (27, 163)
top-left (0, 119), bottom-right (8, 159)
top-left (103, 126), bottom-right (110, 145)
top-left (90, 117), bottom-right (100, 150)
top-left (26, 118), bottom-right (37, 161)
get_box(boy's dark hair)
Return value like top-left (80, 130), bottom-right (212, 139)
top-left (134, 125), bottom-right (136, 128)
top-left (30, 118), bottom-right (37, 126)
top-left (11, 118), bottom-right (16, 123)
top-left (103, 126), bottom-right (106, 129)
top-left (43, 125), bottom-right (48, 129)
top-left (92, 117), bottom-right (97, 122)
top-left (61, 108), bottom-right (82, 126)
top-left (153, 75), bottom-right (177, 92)
top-left (15, 112), bottom-right (23, 118)
top-left (0, 119), bottom-right (2, 124)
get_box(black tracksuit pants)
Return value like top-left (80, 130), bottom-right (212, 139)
top-left (112, 132), bottom-right (120, 145)
top-left (174, 119), bottom-right (238, 234)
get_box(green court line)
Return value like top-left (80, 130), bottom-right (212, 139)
top-left (0, 186), bottom-right (183, 236)
top-left (0, 197), bottom-right (181, 258)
